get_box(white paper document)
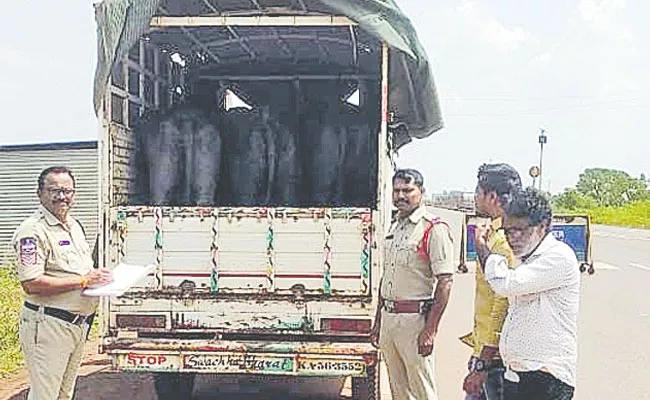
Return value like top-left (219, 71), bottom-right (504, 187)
top-left (83, 263), bottom-right (156, 297)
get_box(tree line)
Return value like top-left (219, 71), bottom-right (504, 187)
top-left (552, 168), bottom-right (649, 210)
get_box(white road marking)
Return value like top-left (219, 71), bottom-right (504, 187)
top-left (593, 262), bottom-right (619, 270)
top-left (630, 263), bottom-right (650, 271)
top-left (592, 232), bottom-right (650, 241)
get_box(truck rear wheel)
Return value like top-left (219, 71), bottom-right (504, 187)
top-left (153, 372), bottom-right (196, 400)
top-left (352, 364), bottom-right (379, 400)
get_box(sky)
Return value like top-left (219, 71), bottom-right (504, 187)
top-left (0, 0), bottom-right (648, 194)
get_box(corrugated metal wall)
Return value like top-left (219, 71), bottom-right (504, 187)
top-left (0, 141), bottom-right (99, 265)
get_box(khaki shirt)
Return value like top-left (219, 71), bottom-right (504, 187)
top-left (381, 206), bottom-right (454, 300)
top-left (12, 206), bottom-right (98, 315)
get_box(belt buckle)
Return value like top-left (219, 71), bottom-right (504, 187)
top-left (418, 300), bottom-right (432, 314)
top-left (384, 300), bottom-right (395, 313)
top-left (71, 314), bottom-right (83, 325)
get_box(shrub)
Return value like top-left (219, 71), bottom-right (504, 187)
top-left (0, 265), bottom-right (24, 378)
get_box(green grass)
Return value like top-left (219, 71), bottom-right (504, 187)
top-left (0, 266), bottom-right (102, 379)
top-left (88, 310), bottom-right (100, 340)
top-left (554, 200), bottom-right (650, 229)
top-left (0, 266), bottom-right (24, 378)
top-left (589, 200), bottom-right (650, 228)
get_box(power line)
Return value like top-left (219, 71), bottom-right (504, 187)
top-left (439, 89), bottom-right (650, 102)
top-left (445, 100), bottom-right (649, 117)
top-left (441, 95), bottom-right (647, 102)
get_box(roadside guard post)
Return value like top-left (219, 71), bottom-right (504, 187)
top-left (458, 213), bottom-right (594, 275)
top-left (457, 214), bottom-right (479, 273)
top-left (551, 214), bottom-right (594, 274)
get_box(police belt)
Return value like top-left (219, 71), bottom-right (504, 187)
top-left (381, 298), bottom-right (433, 314)
top-left (24, 301), bottom-right (95, 326)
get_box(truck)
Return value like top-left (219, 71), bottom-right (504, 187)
top-left (93, 1), bottom-right (443, 398)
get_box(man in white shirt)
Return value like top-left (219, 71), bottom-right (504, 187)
top-left (475, 187), bottom-right (580, 400)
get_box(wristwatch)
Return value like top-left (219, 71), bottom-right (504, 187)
top-left (473, 358), bottom-right (488, 372)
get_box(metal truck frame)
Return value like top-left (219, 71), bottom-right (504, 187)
top-left (96, 10), bottom-right (394, 400)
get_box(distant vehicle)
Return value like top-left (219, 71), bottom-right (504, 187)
top-left (431, 191), bottom-right (475, 212)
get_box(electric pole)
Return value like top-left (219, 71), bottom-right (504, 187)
top-left (538, 128), bottom-right (547, 190)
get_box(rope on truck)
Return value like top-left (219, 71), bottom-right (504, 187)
top-left (266, 208), bottom-right (276, 292)
top-left (154, 207), bottom-right (163, 288)
top-left (361, 213), bottom-right (371, 294)
top-left (116, 210), bottom-right (127, 262)
top-left (210, 208), bottom-right (220, 293)
top-left (323, 208), bottom-right (333, 294)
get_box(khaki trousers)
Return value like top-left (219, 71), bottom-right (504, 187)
top-left (19, 306), bottom-right (89, 400)
top-left (379, 310), bottom-right (438, 400)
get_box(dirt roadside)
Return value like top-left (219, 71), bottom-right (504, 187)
top-left (0, 339), bottom-right (110, 400)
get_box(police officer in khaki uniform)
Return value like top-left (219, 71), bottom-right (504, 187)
top-left (370, 168), bottom-right (455, 400)
top-left (12, 166), bottom-right (112, 400)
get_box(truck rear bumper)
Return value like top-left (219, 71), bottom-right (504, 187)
top-left (104, 338), bottom-right (378, 377)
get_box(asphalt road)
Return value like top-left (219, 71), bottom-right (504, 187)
top-left (433, 208), bottom-right (650, 400)
top-left (7, 209), bottom-right (650, 400)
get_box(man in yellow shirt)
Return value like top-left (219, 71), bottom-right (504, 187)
top-left (461, 163), bottom-right (521, 399)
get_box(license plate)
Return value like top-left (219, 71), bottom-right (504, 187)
top-left (297, 357), bottom-right (366, 377)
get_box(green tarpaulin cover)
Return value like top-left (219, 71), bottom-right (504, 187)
top-left (93, 0), bottom-right (443, 148)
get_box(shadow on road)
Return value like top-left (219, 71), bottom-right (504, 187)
top-left (8, 372), bottom-right (349, 400)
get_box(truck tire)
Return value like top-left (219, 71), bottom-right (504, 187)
top-left (153, 372), bottom-right (196, 400)
top-left (352, 364), bottom-right (379, 400)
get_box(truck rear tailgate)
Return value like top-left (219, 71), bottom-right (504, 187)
top-left (107, 206), bottom-right (377, 333)
top-left (111, 206), bottom-right (374, 294)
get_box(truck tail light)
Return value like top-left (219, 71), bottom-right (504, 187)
top-left (320, 318), bottom-right (371, 333)
top-left (116, 314), bottom-right (167, 329)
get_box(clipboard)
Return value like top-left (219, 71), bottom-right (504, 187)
top-left (82, 263), bottom-right (156, 297)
